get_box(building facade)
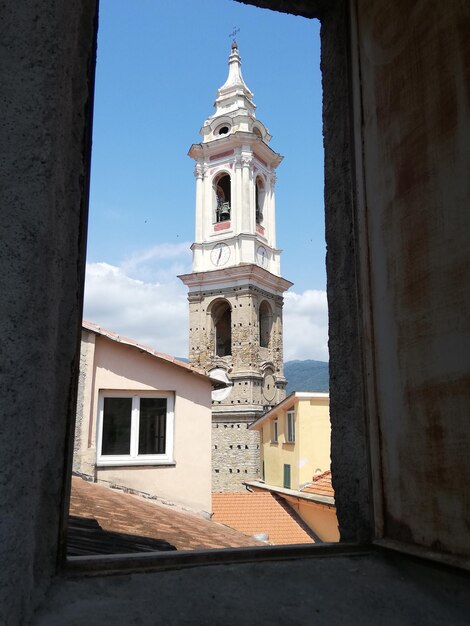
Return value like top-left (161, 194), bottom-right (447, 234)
top-left (249, 392), bottom-right (331, 490)
top-left (73, 321), bottom-right (220, 515)
top-left (179, 43), bottom-right (292, 492)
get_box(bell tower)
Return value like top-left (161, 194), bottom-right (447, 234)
top-left (179, 43), bottom-right (292, 492)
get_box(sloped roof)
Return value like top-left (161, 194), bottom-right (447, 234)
top-left (212, 492), bottom-right (316, 545)
top-left (301, 471), bottom-right (335, 498)
top-left (82, 320), bottom-right (226, 389)
top-left (69, 476), bottom-right (262, 551)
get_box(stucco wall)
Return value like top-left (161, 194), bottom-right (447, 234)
top-left (260, 396), bottom-right (330, 490)
top-left (287, 498), bottom-right (339, 542)
top-left (297, 398), bottom-right (331, 485)
top-left (0, 1), bottom-right (97, 622)
top-left (76, 333), bottom-right (212, 514)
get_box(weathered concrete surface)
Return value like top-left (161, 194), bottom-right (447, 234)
top-left (0, 1), bottom-right (97, 623)
top-left (33, 552), bottom-right (470, 625)
top-left (322, 0), bottom-right (373, 543)
top-left (357, 0), bottom-right (470, 555)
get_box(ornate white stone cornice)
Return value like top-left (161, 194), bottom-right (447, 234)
top-left (178, 264), bottom-right (293, 295)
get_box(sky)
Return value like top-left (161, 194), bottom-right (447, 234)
top-left (84, 0), bottom-right (328, 361)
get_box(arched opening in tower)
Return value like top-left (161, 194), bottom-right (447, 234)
top-left (215, 173), bottom-right (231, 223)
top-left (259, 300), bottom-right (273, 348)
top-left (212, 300), bottom-right (232, 357)
top-left (256, 176), bottom-right (265, 225)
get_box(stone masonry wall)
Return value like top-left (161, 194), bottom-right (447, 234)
top-left (212, 417), bottom-right (260, 492)
top-left (187, 280), bottom-right (286, 491)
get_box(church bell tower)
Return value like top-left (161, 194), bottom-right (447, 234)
top-left (179, 43), bottom-right (292, 492)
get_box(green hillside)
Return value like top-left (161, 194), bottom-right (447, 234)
top-left (284, 360), bottom-right (329, 394)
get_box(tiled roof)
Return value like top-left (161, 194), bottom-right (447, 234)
top-left (69, 476), bottom-right (262, 552)
top-left (300, 470), bottom-right (334, 498)
top-left (82, 320), bottom-right (225, 388)
top-left (212, 492), bottom-right (316, 545)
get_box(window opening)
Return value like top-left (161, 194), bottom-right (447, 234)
top-left (272, 418), bottom-right (278, 443)
top-left (255, 176), bottom-right (265, 225)
top-left (97, 393), bottom-right (174, 465)
top-left (215, 173), bottom-right (231, 222)
top-left (286, 410), bottom-right (295, 443)
top-left (66, 2), bottom-right (333, 561)
top-left (283, 464), bottom-right (291, 489)
top-left (212, 300), bottom-right (232, 357)
top-left (259, 300), bottom-right (272, 348)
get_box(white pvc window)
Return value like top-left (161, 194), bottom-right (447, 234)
top-left (286, 410), bottom-right (295, 443)
top-left (97, 391), bottom-right (174, 466)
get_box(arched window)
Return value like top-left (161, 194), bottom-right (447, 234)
top-left (214, 173), bottom-right (231, 223)
top-left (256, 176), bottom-right (265, 225)
top-left (259, 300), bottom-right (272, 348)
top-left (212, 300), bottom-right (232, 357)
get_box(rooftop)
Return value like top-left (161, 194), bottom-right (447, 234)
top-left (69, 476), bottom-right (262, 552)
top-left (212, 491), bottom-right (316, 545)
top-left (82, 321), bottom-right (226, 389)
top-left (301, 470), bottom-right (335, 499)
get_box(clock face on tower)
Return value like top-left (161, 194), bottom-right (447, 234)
top-left (256, 245), bottom-right (268, 268)
top-left (262, 372), bottom-right (276, 402)
top-left (211, 242), bottom-right (230, 267)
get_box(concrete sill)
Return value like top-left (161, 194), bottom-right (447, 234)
top-left (65, 542), bottom-right (368, 577)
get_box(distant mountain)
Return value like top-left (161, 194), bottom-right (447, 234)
top-left (177, 356), bottom-right (328, 394)
top-left (284, 360), bottom-right (329, 395)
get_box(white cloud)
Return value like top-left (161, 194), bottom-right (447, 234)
top-left (83, 244), bottom-right (329, 363)
top-left (121, 242), bottom-right (192, 280)
top-left (83, 258), bottom-right (189, 358)
top-left (283, 289), bottom-right (329, 362)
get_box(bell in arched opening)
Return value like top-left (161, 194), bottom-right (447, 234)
top-left (215, 173), bottom-right (231, 223)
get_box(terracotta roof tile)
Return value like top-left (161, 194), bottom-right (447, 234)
top-left (70, 476), bottom-right (262, 552)
top-left (300, 470), bottom-right (334, 498)
top-left (212, 492), bottom-right (315, 545)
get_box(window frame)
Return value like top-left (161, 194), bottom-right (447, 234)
top-left (272, 418), bottom-right (279, 443)
top-left (96, 390), bottom-right (175, 467)
top-left (286, 409), bottom-right (295, 443)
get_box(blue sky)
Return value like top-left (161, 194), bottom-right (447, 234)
top-left (84, 0), bottom-right (328, 361)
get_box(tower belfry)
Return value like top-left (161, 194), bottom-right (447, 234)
top-left (179, 43), bottom-right (292, 492)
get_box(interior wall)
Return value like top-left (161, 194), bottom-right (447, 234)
top-left (0, 1), bottom-right (97, 623)
top-left (355, 0), bottom-right (470, 556)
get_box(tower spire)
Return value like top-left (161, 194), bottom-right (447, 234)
top-left (214, 42), bottom-right (255, 117)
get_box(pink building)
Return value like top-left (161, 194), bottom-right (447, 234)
top-left (73, 321), bottom-right (224, 515)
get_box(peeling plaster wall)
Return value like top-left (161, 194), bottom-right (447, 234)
top-left (356, 0), bottom-right (470, 555)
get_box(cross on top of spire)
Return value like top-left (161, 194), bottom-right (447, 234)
top-left (229, 26), bottom-right (240, 44)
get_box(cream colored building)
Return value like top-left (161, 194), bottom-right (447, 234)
top-left (250, 392), bottom-right (331, 490)
top-left (248, 393), bottom-right (338, 541)
top-left (73, 321), bottom-right (224, 515)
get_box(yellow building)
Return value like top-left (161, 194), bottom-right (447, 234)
top-left (250, 392), bottom-right (331, 490)
top-left (248, 392), bottom-right (338, 542)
